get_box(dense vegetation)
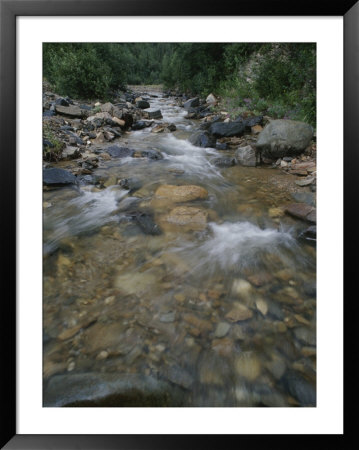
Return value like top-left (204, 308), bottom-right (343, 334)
top-left (43, 42), bottom-right (316, 125)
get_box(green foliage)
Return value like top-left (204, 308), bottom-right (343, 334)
top-left (43, 42), bottom-right (316, 126)
top-left (43, 44), bottom-right (114, 99)
top-left (43, 124), bottom-right (65, 161)
top-left (43, 43), bottom-right (174, 99)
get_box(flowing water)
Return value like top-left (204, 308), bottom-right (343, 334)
top-left (43, 90), bottom-right (316, 407)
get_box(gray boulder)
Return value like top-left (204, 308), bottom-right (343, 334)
top-left (211, 157), bottom-right (236, 168)
top-left (256, 119), bottom-right (313, 159)
top-left (143, 109), bottom-right (163, 120)
top-left (55, 105), bottom-right (87, 118)
top-left (183, 97), bottom-right (200, 109)
top-left (131, 120), bottom-right (152, 130)
top-left (235, 145), bottom-right (259, 167)
top-left (188, 130), bottom-right (216, 148)
top-left (209, 121), bottom-right (246, 138)
top-left (43, 168), bottom-right (77, 186)
top-left (136, 100), bottom-right (150, 109)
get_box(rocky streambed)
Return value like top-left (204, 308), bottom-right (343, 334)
top-left (43, 86), bottom-right (316, 407)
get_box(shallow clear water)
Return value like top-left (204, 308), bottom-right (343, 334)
top-left (43, 90), bottom-right (316, 407)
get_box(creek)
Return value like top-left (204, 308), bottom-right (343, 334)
top-left (43, 89), bottom-right (316, 407)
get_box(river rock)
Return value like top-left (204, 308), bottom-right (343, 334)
top-left (143, 109), bottom-right (162, 120)
top-left (209, 121), bottom-right (246, 138)
top-left (161, 206), bottom-right (208, 231)
top-left (129, 211), bottom-right (162, 235)
top-left (188, 130), bottom-right (216, 148)
top-left (136, 100), bottom-right (150, 109)
top-left (285, 203), bottom-right (316, 223)
top-left (225, 304), bottom-right (253, 322)
top-left (232, 279), bottom-right (253, 298)
top-left (295, 177), bottom-right (315, 187)
top-left (281, 370), bottom-right (316, 406)
top-left (139, 149), bottom-right (164, 160)
top-left (106, 146), bottom-right (135, 158)
top-left (216, 142), bottom-right (228, 150)
top-left (43, 372), bottom-right (185, 407)
top-left (122, 112), bottom-right (134, 128)
top-left (161, 364), bottom-right (194, 389)
top-left (234, 352), bottom-right (262, 381)
top-left (251, 124), bottom-right (263, 134)
top-left (206, 93), bottom-right (217, 104)
top-left (184, 97), bottom-right (200, 109)
top-left (131, 120), bottom-right (152, 130)
top-left (100, 102), bottom-right (114, 114)
top-left (151, 123), bottom-right (176, 133)
top-left (255, 298), bottom-right (268, 316)
top-left (291, 192), bottom-right (316, 207)
top-left (154, 184), bottom-right (208, 202)
top-left (235, 145), bottom-right (258, 167)
top-left (55, 97), bottom-right (70, 107)
top-left (293, 326), bottom-right (316, 346)
top-left (213, 322), bottom-right (231, 338)
top-left (118, 177), bottom-right (142, 192)
top-left (244, 115), bottom-right (263, 128)
top-left (111, 116), bottom-right (126, 127)
top-left (211, 157), bottom-right (236, 168)
top-left (61, 146), bottom-right (81, 160)
top-left (256, 119), bottom-right (313, 159)
top-left (43, 168), bottom-right (77, 186)
top-left (55, 105), bottom-right (87, 118)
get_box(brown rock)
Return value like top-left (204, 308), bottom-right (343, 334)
top-left (212, 337), bottom-right (234, 357)
top-left (251, 124), bottom-right (263, 134)
top-left (183, 314), bottom-right (212, 334)
top-left (234, 352), bottom-right (262, 381)
top-left (112, 116), bottom-right (126, 127)
top-left (154, 184), bottom-right (208, 202)
top-left (100, 152), bottom-right (111, 161)
top-left (247, 271), bottom-right (273, 286)
top-left (306, 210), bottom-right (316, 223)
top-left (225, 304), bottom-right (253, 322)
top-left (160, 206), bottom-right (208, 231)
top-left (295, 177), bottom-right (315, 187)
top-left (285, 203), bottom-right (316, 223)
top-left (291, 162), bottom-right (316, 170)
top-left (55, 105), bottom-right (86, 118)
top-left (290, 170), bottom-right (308, 176)
top-left (82, 322), bottom-right (127, 354)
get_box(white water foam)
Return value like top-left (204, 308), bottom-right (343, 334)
top-left (44, 187), bottom-right (128, 253)
top-left (173, 221), bottom-right (298, 273)
top-left (159, 134), bottom-right (222, 178)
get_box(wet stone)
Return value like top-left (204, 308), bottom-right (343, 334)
top-left (293, 326), bottom-right (316, 346)
top-left (106, 146), bottom-right (135, 158)
top-left (214, 322), bottom-right (231, 338)
top-left (282, 370), bottom-right (316, 406)
top-left (43, 168), bottom-right (77, 186)
top-left (161, 364), bottom-right (194, 389)
top-left (234, 352), bottom-right (262, 381)
top-left (225, 304), bottom-right (253, 322)
top-left (160, 311), bottom-right (176, 323)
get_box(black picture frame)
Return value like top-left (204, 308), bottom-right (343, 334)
top-left (1, 0), bottom-right (356, 448)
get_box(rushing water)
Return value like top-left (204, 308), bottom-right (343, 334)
top-left (43, 90), bottom-right (316, 407)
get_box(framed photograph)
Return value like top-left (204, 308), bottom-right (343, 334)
top-left (1, 0), bottom-right (356, 448)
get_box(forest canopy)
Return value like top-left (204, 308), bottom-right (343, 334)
top-left (43, 43), bottom-right (316, 125)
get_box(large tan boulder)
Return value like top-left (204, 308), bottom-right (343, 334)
top-left (154, 185), bottom-right (208, 203)
top-left (160, 206), bottom-right (208, 231)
